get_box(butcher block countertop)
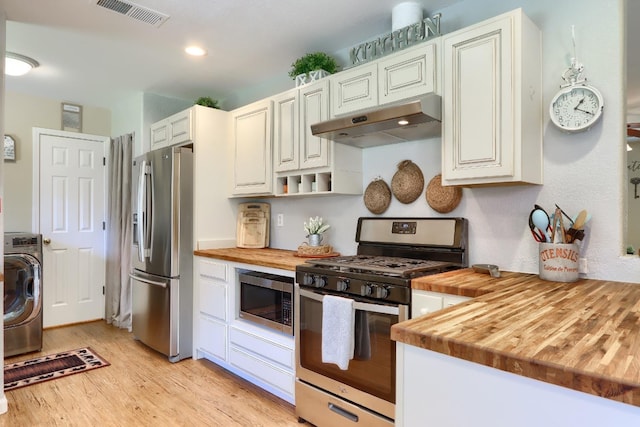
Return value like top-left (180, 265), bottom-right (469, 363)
top-left (193, 247), bottom-right (312, 271)
top-left (392, 269), bottom-right (640, 407)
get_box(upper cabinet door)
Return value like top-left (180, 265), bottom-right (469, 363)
top-left (330, 62), bottom-right (378, 117)
top-left (299, 80), bottom-right (330, 170)
top-left (231, 99), bottom-right (273, 195)
top-left (149, 108), bottom-right (193, 152)
top-left (273, 89), bottom-right (299, 172)
top-left (378, 40), bottom-right (440, 105)
top-left (441, 9), bottom-right (542, 186)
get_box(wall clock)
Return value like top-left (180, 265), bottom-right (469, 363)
top-left (549, 83), bottom-right (604, 133)
top-left (4, 135), bottom-right (16, 161)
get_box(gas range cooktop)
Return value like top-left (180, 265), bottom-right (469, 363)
top-left (306, 255), bottom-right (455, 278)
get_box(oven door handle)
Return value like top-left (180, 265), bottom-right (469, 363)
top-left (299, 288), bottom-right (401, 316)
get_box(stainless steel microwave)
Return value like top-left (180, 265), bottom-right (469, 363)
top-left (238, 271), bottom-right (293, 335)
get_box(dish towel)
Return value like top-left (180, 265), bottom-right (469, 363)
top-left (322, 295), bottom-right (355, 370)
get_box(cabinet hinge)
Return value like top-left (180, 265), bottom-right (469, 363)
top-left (103, 157), bottom-right (106, 166)
top-left (103, 221), bottom-right (106, 230)
top-left (102, 286), bottom-right (105, 295)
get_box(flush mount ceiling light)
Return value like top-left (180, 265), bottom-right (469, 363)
top-left (5, 52), bottom-right (39, 76)
top-left (185, 46), bottom-right (207, 56)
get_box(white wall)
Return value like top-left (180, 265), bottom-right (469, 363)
top-left (261, 0), bottom-right (638, 282)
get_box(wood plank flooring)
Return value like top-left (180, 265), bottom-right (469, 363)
top-left (1, 321), bottom-right (301, 426)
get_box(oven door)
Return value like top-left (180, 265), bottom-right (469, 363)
top-left (295, 286), bottom-right (408, 421)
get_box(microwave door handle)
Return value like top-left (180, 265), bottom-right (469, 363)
top-left (298, 288), bottom-right (400, 316)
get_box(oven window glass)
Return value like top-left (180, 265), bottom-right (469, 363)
top-left (298, 293), bottom-right (397, 403)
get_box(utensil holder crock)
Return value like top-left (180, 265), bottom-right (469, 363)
top-left (538, 243), bottom-right (579, 282)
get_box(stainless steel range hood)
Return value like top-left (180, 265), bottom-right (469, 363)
top-left (310, 94), bottom-right (441, 148)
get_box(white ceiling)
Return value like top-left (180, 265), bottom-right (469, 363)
top-left (2, 0), bottom-right (459, 110)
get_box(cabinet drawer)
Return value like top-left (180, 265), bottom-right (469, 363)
top-left (229, 327), bottom-right (294, 370)
top-left (229, 346), bottom-right (295, 395)
top-left (199, 316), bottom-right (227, 361)
top-left (411, 291), bottom-right (443, 318)
top-left (199, 259), bottom-right (228, 281)
top-left (199, 279), bottom-right (227, 321)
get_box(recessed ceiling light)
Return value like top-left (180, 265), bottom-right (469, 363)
top-left (5, 52), bottom-right (39, 76)
top-left (185, 46), bottom-right (207, 56)
top-left (398, 119), bottom-right (409, 126)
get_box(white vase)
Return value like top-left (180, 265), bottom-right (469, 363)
top-left (295, 69), bottom-right (330, 87)
top-left (308, 234), bottom-right (323, 246)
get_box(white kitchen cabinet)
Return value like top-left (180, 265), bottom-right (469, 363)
top-left (194, 258), bottom-right (229, 363)
top-left (378, 40), bottom-right (440, 106)
top-left (273, 80), bottom-right (330, 173)
top-left (330, 62), bottom-right (378, 117)
top-left (150, 108), bottom-right (193, 151)
top-left (192, 258), bottom-right (296, 404)
top-left (273, 79), bottom-right (363, 197)
top-left (441, 8), bottom-right (542, 186)
top-left (231, 98), bottom-right (273, 196)
top-left (411, 289), bottom-right (471, 318)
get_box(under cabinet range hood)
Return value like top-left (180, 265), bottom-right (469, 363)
top-left (310, 94), bottom-right (442, 148)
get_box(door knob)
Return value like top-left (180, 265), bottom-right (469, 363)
top-left (43, 238), bottom-right (51, 245)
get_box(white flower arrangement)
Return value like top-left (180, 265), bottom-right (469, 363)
top-left (303, 216), bottom-right (330, 236)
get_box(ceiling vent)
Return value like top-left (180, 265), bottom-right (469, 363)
top-left (95, 0), bottom-right (169, 28)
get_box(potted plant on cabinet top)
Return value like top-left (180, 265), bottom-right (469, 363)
top-left (289, 52), bottom-right (338, 87)
top-left (195, 96), bottom-right (220, 109)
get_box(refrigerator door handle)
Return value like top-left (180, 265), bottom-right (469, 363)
top-left (136, 160), bottom-right (146, 261)
top-left (129, 273), bottom-right (168, 288)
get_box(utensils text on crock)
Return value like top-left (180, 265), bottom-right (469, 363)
top-left (529, 205), bottom-right (551, 242)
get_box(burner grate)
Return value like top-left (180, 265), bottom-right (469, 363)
top-left (307, 255), bottom-right (453, 277)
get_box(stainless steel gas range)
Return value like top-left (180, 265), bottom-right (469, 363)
top-left (295, 217), bottom-right (468, 427)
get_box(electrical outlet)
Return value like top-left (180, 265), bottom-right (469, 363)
top-left (276, 213), bottom-right (284, 227)
top-left (579, 258), bottom-right (589, 274)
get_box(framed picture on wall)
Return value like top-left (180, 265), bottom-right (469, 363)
top-left (4, 135), bottom-right (16, 161)
top-left (61, 102), bottom-right (83, 132)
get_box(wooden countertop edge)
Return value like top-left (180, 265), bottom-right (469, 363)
top-left (194, 247), bottom-right (312, 271)
top-left (391, 325), bottom-right (640, 406)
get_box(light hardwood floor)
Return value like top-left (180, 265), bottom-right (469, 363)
top-left (1, 321), bottom-right (301, 426)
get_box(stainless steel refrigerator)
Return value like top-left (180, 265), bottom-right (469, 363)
top-left (130, 145), bottom-right (193, 362)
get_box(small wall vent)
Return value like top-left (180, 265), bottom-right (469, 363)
top-left (95, 0), bottom-right (169, 28)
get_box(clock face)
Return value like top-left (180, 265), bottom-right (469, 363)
top-left (549, 84), bottom-right (604, 133)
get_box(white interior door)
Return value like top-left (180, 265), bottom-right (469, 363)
top-left (34, 128), bottom-right (107, 327)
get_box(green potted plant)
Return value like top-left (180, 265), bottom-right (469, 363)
top-left (288, 52), bottom-right (338, 86)
top-left (195, 96), bottom-right (219, 109)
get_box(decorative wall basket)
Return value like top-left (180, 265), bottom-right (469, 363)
top-left (364, 177), bottom-right (392, 214)
top-left (426, 174), bottom-right (462, 213)
top-left (391, 160), bottom-right (424, 204)
top-left (295, 69), bottom-right (330, 87)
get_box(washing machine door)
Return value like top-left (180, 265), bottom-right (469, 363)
top-left (4, 254), bottom-right (42, 327)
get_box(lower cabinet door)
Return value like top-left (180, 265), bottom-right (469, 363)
top-left (198, 315), bottom-right (227, 361)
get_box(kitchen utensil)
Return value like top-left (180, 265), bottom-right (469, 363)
top-left (554, 204), bottom-right (574, 226)
top-left (530, 206), bottom-right (551, 242)
top-left (472, 264), bottom-right (501, 278)
top-left (551, 207), bottom-right (566, 243)
top-left (572, 210), bottom-right (588, 230)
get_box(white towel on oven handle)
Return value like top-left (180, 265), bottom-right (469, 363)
top-left (322, 294), bottom-right (355, 370)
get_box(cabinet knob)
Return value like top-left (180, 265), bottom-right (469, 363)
top-left (43, 238), bottom-right (51, 245)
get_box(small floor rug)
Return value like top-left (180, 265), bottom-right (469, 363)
top-left (4, 347), bottom-right (110, 391)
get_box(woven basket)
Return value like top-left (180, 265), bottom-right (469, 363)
top-left (363, 178), bottom-right (391, 214)
top-left (426, 174), bottom-right (462, 213)
top-left (391, 160), bottom-right (424, 204)
top-left (297, 243), bottom-right (333, 256)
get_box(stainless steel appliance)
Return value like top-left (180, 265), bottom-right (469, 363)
top-left (4, 233), bottom-right (43, 357)
top-left (295, 217), bottom-right (468, 427)
top-left (239, 271), bottom-right (293, 335)
top-left (130, 146), bottom-right (193, 362)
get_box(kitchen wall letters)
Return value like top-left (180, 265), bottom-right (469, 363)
top-left (349, 14), bottom-right (441, 65)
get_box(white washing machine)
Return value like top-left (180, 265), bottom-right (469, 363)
top-left (4, 232), bottom-right (43, 357)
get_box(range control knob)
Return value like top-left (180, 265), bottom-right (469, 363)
top-left (375, 286), bottom-right (389, 299)
top-left (361, 284), bottom-right (373, 297)
top-left (302, 273), bottom-right (314, 286)
top-left (313, 275), bottom-right (327, 288)
top-left (336, 278), bottom-right (350, 292)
